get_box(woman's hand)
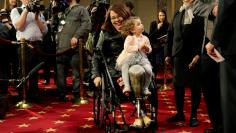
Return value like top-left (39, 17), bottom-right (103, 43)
top-left (93, 76), bottom-right (102, 88)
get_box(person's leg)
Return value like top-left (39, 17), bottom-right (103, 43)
top-left (167, 57), bottom-right (185, 122)
top-left (220, 61), bottom-right (236, 133)
top-left (201, 55), bottom-right (223, 131)
top-left (27, 46), bottom-right (42, 102)
top-left (142, 63), bottom-right (152, 95)
top-left (121, 63), bottom-right (131, 93)
top-left (56, 59), bottom-right (67, 101)
top-left (70, 53), bottom-right (80, 102)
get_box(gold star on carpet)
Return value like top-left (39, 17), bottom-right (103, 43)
top-left (184, 97), bottom-right (190, 100)
top-left (185, 100), bottom-right (191, 103)
top-left (162, 98), bottom-right (170, 101)
top-left (84, 117), bottom-right (93, 121)
top-left (16, 109), bottom-right (26, 111)
top-left (6, 113), bottom-right (15, 117)
top-left (18, 123), bottom-right (30, 128)
top-left (161, 95), bottom-right (167, 97)
top-left (199, 113), bottom-right (208, 117)
top-left (72, 104), bottom-right (80, 107)
top-left (117, 121), bottom-right (124, 125)
top-left (38, 111), bottom-right (46, 114)
top-left (116, 115), bottom-right (123, 118)
top-left (169, 110), bottom-right (177, 114)
top-left (0, 120), bottom-right (5, 123)
top-left (60, 114), bottom-right (70, 117)
top-left (51, 102), bottom-right (59, 105)
top-left (203, 119), bottom-right (211, 123)
top-left (121, 105), bottom-right (128, 108)
top-left (66, 108), bottom-right (76, 112)
top-left (178, 130), bottom-right (191, 133)
top-left (175, 122), bottom-right (185, 126)
top-left (45, 106), bottom-right (53, 109)
top-left (164, 101), bottom-right (172, 105)
top-left (29, 116), bottom-right (39, 120)
top-left (167, 106), bottom-right (175, 109)
top-left (54, 120), bottom-right (64, 124)
top-left (80, 124), bottom-right (93, 128)
top-left (46, 128), bottom-right (57, 132)
top-left (159, 92), bottom-right (167, 95)
top-left (89, 112), bottom-right (93, 115)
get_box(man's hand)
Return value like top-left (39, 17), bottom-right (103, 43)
top-left (188, 55), bottom-right (200, 69)
top-left (93, 76), bottom-right (102, 88)
top-left (165, 56), bottom-right (171, 65)
top-left (70, 37), bottom-right (78, 49)
top-left (212, 5), bottom-right (218, 17)
top-left (205, 42), bottom-right (217, 57)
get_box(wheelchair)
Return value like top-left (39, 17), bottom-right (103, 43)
top-left (93, 60), bottom-right (158, 132)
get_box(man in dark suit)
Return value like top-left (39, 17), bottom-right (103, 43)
top-left (206, 0), bottom-right (236, 132)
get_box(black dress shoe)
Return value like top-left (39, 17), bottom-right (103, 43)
top-left (166, 113), bottom-right (185, 122)
top-left (189, 117), bottom-right (199, 127)
top-left (204, 128), bottom-right (217, 133)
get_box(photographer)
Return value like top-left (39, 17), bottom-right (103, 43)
top-left (41, 0), bottom-right (68, 85)
top-left (10, 0), bottom-right (48, 103)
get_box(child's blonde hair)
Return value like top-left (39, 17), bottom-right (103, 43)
top-left (121, 16), bottom-right (140, 36)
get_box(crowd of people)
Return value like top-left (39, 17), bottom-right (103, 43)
top-left (0, 0), bottom-right (236, 132)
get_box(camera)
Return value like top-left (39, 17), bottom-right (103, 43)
top-left (27, 0), bottom-right (42, 13)
top-left (0, 9), bottom-right (10, 23)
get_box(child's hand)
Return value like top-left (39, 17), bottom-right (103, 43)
top-left (140, 43), bottom-right (148, 52)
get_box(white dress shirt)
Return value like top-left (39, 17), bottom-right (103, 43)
top-left (10, 5), bottom-right (48, 41)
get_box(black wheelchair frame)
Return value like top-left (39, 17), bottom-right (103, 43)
top-left (93, 50), bottom-right (158, 132)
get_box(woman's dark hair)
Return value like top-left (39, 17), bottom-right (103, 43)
top-left (101, 3), bottom-right (131, 32)
top-left (157, 9), bottom-right (168, 24)
top-left (123, 0), bottom-right (134, 10)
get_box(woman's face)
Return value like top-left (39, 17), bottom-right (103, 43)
top-left (9, 0), bottom-right (17, 6)
top-left (110, 10), bottom-right (124, 32)
top-left (158, 12), bottom-right (166, 23)
top-left (182, 0), bottom-right (193, 5)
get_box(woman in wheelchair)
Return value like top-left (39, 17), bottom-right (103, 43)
top-left (91, 4), bottom-right (156, 130)
top-left (91, 4), bottom-right (131, 100)
top-left (116, 16), bottom-right (152, 97)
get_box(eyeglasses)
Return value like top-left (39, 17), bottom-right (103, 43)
top-left (110, 16), bottom-right (122, 21)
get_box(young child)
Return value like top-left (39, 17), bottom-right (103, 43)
top-left (116, 16), bottom-right (153, 96)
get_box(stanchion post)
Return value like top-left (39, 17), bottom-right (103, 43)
top-left (16, 38), bottom-right (32, 108)
top-left (78, 38), bottom-right (89, 104)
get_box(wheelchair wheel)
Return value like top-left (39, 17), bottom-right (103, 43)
top-left (93, 86), bottom-right (101, 125)
top-left (93, 74), bottom-right (111, 128)
top-left (148, 78), bottom-right (158, 130)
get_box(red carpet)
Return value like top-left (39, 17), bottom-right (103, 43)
top-left (0, 71), bottom-right (212, 133)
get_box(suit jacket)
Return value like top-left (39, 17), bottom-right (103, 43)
top-left (166, 11), bottom-right (204, 59)
top-left (211, 0), bottom-right (236, 67)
